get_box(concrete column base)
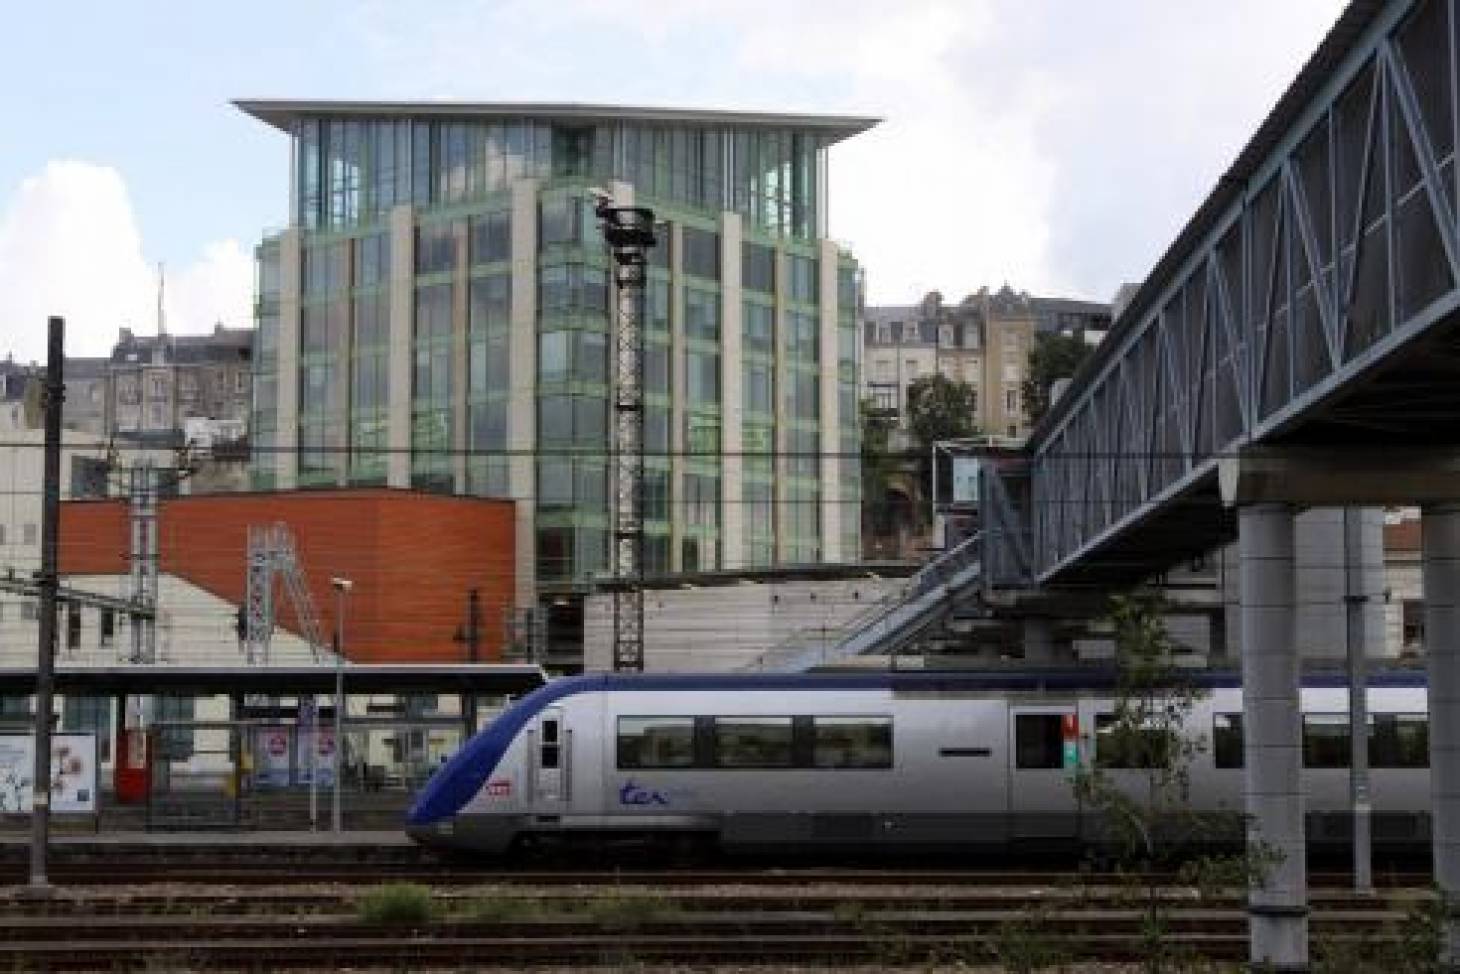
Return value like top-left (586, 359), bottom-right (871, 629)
top-left (1239, 503), bottom-right (1307, 970)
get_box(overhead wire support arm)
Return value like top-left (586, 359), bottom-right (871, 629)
top-left (595, 193), bottom-right (657, 673)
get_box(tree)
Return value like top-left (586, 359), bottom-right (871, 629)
top-left (1022, 331), bottom-right (1092, 424)
top-left (859, 397), bottom-right (896, 509)
top-left (1071, 593), bottom-right (1277, 974)
top-left (905, 374), bottom-right (980, 507)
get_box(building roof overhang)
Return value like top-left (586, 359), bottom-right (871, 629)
top-left (234, 99), bottom-right (881, 144)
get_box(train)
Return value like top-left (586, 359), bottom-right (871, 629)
top-left (406, 669), bottom-right (1432, 856)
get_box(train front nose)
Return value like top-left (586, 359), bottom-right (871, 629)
top-left (406, 819), bottom-right (457, 847)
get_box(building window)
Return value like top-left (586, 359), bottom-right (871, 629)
top-left (1094, 713), bottom-right (1171, 769)
top-left (870, 384), bottom-right (898, 413)
top-left (415, 223), bottom-right (456, 275)
top-left (1005, 388), bottom-right (1018, 412)
top-left (875, 323), bottom-right (892, 344)
top-left (23, 523), bottom-right (37, 546)
top-left (812, 717), bottom-right (892, 769)
top-left (1301, 714), bottom-right (1351, 769)
top-left (1014, 714), bottom-right (1064, 769)
top-left (149, 375), bottom-right (167, 398)
top-left (685, 289), bottom-right (720, 342)
top-left (617, 717), bottom-right (695, 769)
top-left (787, 254), bottom-right (818, 303)
top-left (742, 242), bottom-right (775, 293)
top-left (714, 717), bottom-right (793, 768)
top-left (743, 303), bottom-right (774, 356)
top-left (470, 211), bottom-right (511, 264)
top-left (681, 227), bottom-right (720, 280)
top-left (1370, 714), bottom-right (1428, 768)
top-left (63, 697), bottom-right (113, 762)
top-left (1213, 714), bottom-right (1243, 769)
top-left (155, 697), bottom-right (196, 761)
top-left (1402, 600), bottom-right (1424, 651)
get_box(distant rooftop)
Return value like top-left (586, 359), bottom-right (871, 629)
top-left (234, 99), bottom-right (881, 145)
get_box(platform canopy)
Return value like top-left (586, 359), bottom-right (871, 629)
top-left (0, 663), bottom-right (547, 697)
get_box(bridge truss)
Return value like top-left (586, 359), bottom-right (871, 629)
top-left (1008, 0), bottom-right (1460, 587)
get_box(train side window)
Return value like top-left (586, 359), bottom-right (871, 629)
top-left (540, 718), bottom-right (561, 770)
top-left (1302, 714), bottom-right (1350, 769)
top-left (1014, 714), bottom-right (1063, 769)
top-left (617, 717), bottom-right (695, 769)
top-left (1369, 713), bottom-right (1427, 769)
top-left (1094, 714), bottom-right (1171, 769)
top-left (713, 717), bottom-right (794, 768)
top-left (812, 717), bottom-right (893, 769)
top-left (1213, 714), bottom-right (1243, 769)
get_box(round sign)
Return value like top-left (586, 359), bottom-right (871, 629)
top-left (267, 732), bottom-right (288, 757)
top-left (318, 735), bottom-right (335, 757)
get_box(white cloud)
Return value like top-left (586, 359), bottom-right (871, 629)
top-left (349, 0), bottom-right (1346, 306)
top-left (0, 161), bottom-right (253, 364)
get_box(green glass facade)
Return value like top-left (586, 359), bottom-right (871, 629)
top-left (294, 116), bottom-right (830, 240)
top-left (245, 103), bottom-right (871, 648)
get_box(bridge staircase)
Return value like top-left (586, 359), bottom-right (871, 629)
top-left (754, 458), bottom-right (1035, 671)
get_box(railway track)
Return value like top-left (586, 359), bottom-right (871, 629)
top-left (0, 873), bottom-right (1441, 969)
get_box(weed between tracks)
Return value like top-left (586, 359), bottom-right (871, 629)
top-left (356, 882), bottom-right (435, 925)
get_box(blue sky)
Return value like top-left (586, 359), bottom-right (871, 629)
top-left (0, 0), bottom-right (1346, 362)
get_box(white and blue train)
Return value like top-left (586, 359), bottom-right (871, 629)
top-left (406, 670), bottom-right (1433, 855)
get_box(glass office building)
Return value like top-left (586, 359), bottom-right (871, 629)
top-left (240, 101), bottom-right (874, 662)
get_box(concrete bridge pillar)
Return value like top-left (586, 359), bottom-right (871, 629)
top-left (1424, 504), bottom-right (1460, 969)
top-left (1239, 503), bottom-right (1307, 970)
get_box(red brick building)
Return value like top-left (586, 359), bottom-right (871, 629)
top-left (59, 489), bottom-right (515, 662)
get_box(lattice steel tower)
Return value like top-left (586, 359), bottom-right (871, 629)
top-left (596, 195), bottom-right (657, 672)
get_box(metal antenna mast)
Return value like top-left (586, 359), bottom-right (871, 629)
top-left (595, 193), bottom-right (657, 673)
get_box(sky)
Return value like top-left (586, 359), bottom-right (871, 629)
top-left (0, 0), bottom-right (1347, 363)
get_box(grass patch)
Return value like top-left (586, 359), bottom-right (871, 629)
top-left (356, 882), bottom-right (435, 926)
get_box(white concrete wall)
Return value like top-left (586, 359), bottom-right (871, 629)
top-left (386, 204), bottom-right (415, 489)
top-left (719, 212), bottom-right (744, 570)
top-left (818, 239), bottom-right (842, 562)
top-left (0, 573), bottom-right (316, 669)
top-left (583, 575), bottom-right (904, 672)
top-left (276, 227), bottom-right (302, 489)
top-left (509, 180), bottom-right (539, 610)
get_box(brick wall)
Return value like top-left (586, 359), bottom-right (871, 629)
top-left (59, 489), bottom-right (515, 662)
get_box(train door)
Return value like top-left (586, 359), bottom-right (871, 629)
top-left (1007, 703), bottom-right (1081, 839)
top-left (530, 708), bottom-right (569, 807)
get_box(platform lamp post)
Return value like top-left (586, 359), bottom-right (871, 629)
top-left (330, 577), bottom-right (352, 833)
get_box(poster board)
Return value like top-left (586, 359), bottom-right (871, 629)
top-left (951, 457), bottom-right (982, 507)
top-left (252, 725), bottom-right (293, 788)
top-left (295, 727), bottom-right (336, 787)
top-left (0, 734), bottom-right (99, 813)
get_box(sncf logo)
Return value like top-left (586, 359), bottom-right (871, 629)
top-left (485, 779), bottom-right (512, 797)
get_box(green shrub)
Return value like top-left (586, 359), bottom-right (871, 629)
top-left (357, 882), bottom-right (435, 925)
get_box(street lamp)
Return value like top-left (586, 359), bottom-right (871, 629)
top-left (330, 577), bottom-right (353, 833)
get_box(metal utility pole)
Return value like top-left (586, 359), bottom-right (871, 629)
top-left (330, 577), bottom-right (351, 834)
top-left (127, 461), bottom-right (158, 663)
top-left (595, 194), bottom-right (657, 673)
top-left (1344, 506), bottom-right (1373, 893)
top-left (454, 589), bottom-right (482, 736)
top-left (30, 316), bottom-right (65, 890)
